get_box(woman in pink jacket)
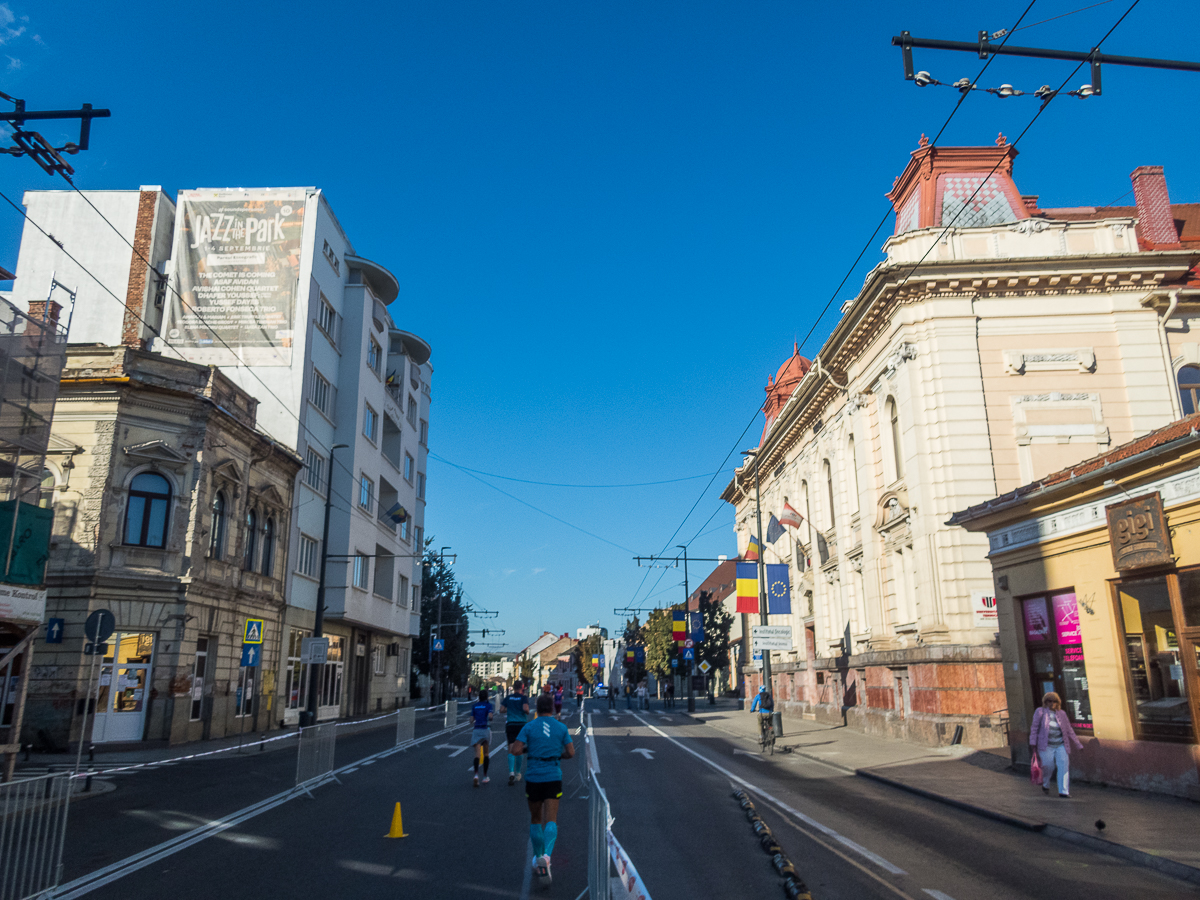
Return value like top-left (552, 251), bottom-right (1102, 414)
top-left (1029, 691), bottom-right (1084, 797)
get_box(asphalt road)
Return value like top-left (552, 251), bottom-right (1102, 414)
top-left (37, 700), bottom-right (1199, 900)
top-left (591, 704), bottom-right (1198, 900)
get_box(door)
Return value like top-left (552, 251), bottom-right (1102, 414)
top-left (92, 632), bottom-right (155, 743)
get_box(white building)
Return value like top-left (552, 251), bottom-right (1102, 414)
top-left (471, 653), bottom-right (516, 682)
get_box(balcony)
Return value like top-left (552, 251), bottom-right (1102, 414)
top-left (377, 476), bottom-right (400, 533)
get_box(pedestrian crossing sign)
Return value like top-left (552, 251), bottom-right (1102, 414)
top-left (243, 619), bottom-right (264, 644)
top-left (683, 648), bottom-right (695, 661)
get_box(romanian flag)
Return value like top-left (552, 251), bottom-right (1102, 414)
top-left (626, 649), bottom-right (635, 661)
top-left (672, 610), bottom-right (686, 644)
top-left (736, 562), bottom-right (759, 614)
top-left (744, 534), bottom-right (760, 561)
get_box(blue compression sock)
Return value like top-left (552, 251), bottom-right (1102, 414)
top-left (529, 824), bottom-right (545, 858)
top-left (543, 822), bottom-right (558, 857)
top-left (509, 753), bottom-right (517, 774)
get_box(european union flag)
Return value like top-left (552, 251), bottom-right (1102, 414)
top-left (766, 563), bottom-right (791, 614)
top-left (766, 514), bottom-right (785, 544)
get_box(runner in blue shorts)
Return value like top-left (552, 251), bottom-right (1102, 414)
top-left (470, 686), bottom-right (494, 787)
top-left (503, 681), bottom-right (531, 786)
top-left (511, 693), bottom-right (574, 887)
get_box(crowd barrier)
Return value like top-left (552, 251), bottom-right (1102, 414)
top-left (0, 772), bottom-right (71, 900)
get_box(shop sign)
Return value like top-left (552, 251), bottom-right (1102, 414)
top-left (1052, 593), bottom-right (1082, 645)
top-left (1022, 597), bottom-right (1050, 642)
top-left (972, 590), bottom-right (998, 629)
top-left (1106, 493), bottom-right (1172, 571)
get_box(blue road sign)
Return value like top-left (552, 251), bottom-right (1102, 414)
top-left (752, 650), bottom-right (763, 660)
top-left (243, 619), bottom-right (264, 644)
top-left (433, 639), bottom-right (445, 652)
top-left (682, 648), bottom-right (695, 661)
top-left (241, 643), bottom-right (261, 667)
top-left (670, 659), bottom-right (678, 668)
top-left (46, 618), bottom-right (64, 643)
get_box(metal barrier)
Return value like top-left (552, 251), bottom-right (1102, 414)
top-left (443, 700), bottom-right (456, 730)
top-left (294, 723), bottom-right (338, 796)
top-left (395, 707), bottom-right (416, 747)
top-left (0, 773), bottom-right (71, 900)
top-left (587, 770), bottom-right (610, 900)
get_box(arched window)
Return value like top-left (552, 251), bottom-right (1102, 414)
top-left (126, 472), bottom-right (171, 548)
top-left (823, 459), bottom-right (836, 528)
top-left (210, 491), bottom-right (227, 559)
top-left (1179, 365), bottom-right (1200, 415)
top-left (244, 509), bottom-right (257, 571)
top-left (261, 517), bottom-right (275, 577)
top-left (847, 437), bottom-right (860, 513)
top-left (887, 398), bottom-right (905, 480)
top-left (39, 467), bottom-right (55, 509)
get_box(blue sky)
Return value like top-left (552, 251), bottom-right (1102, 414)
top-left (4, 1), bottom-right (1198, 651)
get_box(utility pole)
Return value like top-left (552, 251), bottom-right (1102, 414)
top-left (744, 449), bottom-right (773, 708)
top-left (0, 94), bottom-right (111, 177)
top-left (678, 544), bottom-right (695, 713)
top-left (429, 546), bottom-right (456, 704)
top-left (302, 444), bottom-right (347, 728)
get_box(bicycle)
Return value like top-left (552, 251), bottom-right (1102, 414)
top-left (758, 713), bottom-right (775, 755)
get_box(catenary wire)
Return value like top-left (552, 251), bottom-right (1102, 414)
top-left (427, 452), bottom-right (730, 488)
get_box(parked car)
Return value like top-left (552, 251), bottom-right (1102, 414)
top-left (593, 685), bottom-right (609, 698)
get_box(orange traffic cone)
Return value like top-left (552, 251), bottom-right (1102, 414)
top-left (385, 802), bottom-right (409, 838)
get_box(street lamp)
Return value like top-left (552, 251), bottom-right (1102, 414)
top-left (741, 449), bottom-right (774, 718)
top-left (302, 443), bottom-right (349, 728)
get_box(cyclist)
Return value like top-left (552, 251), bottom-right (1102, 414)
top-left (503, 681), bottom-right (531, 786)
top-left (511, 692), bottom-right (575, 888)
top-left (470, 686), bottom-right (494, 786)
top-left (751, 685), bottom-right (774, 745)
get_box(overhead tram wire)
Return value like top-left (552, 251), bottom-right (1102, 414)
top-left (427, 453), bottom-right (729, 488)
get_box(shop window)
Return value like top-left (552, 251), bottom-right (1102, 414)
top-left (1022, 591), bottom-right (1092, 733)
top-left (1118, 577), bottom-right (1192, 742)
top-left (190, 637), bottom-right (208, 721)
top-left (285, 629), bottom-right (309, 711)
top-left (1179, 568), bottom-right (1200, 628)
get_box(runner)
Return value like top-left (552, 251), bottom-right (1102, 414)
top-left (511, 693), bottom-right (575, 888)
top-left (470, 686), bottom-right (494, 786)
top-left (553, 684), bottom-right (564, 716)
top-left (503, 681), bottom-right (531, 786)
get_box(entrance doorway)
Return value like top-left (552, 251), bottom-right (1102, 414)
top-left (92, 632), bottom-right (155, 743)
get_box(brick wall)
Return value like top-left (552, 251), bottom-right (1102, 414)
top-left (121, 190), bottom-right (159, 349)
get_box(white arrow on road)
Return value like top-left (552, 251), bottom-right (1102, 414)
top-left (435, 744), bottom-right (471, 757)
top-left (631, 748), bottom-right (655, 760)
top-left (733, 749), bottom-right (766, 760)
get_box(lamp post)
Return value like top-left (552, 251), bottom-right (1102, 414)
top-left (302, 443), bottom-right (348, 728)
top-left (742, 449), bottom-right (773, 708)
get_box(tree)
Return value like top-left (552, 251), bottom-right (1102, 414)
top-left (574, 634), bottom-right (603, 687)
top-left (518, 654), bottom-right (534, 681)
top-left (642, 607), bottom-right (678, 679)
top-left (414, 538), bottom-right (470, 699)
top-left (698, 591), bottom-right (734, 672)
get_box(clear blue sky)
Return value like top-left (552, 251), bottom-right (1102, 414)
top-left (4, 1), bottom-right (1197, 651)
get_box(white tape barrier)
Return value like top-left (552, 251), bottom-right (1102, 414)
top-left (608, 831), bottom-right (652, 900)
top-left (66, 731), bottom-right (299, 780)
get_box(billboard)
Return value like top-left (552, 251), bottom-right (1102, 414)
top-left (166, 190), bottom-right (307, 366)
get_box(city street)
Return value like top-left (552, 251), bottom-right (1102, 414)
top-left (38, 702), bottom-right (1199, 900)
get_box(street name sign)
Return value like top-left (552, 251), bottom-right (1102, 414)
top-left (751, 625), bottom-right (793, 651)
top-left (83, 642), bottom-right (108, 656)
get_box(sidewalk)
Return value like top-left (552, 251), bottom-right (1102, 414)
top-left (683, 699), bottom-right (1200, 886)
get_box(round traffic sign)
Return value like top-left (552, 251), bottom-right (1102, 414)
top-left (85, 609), bottom-right (116, 643)
top-left (683, 639), bottom-right (695, 649)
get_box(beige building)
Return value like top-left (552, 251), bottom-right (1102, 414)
top-left (24, 347), bottom-right (301, 748)
top-left (722, 138), bottom-right (1200, 746)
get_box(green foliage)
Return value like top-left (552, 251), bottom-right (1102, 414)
top-left (574, 634), bottom-right (603, 686)
top-left (519, 655), bottom-right (534, 680)
top-left (698, 593), bottom-right (734, 671)
top-left (414, 537), bottom-right (471, 693)
top-left (642, 607), bottom-right (678, 678)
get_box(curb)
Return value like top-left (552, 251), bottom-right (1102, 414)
top-left (857, 768), bottom-right (1200, 886)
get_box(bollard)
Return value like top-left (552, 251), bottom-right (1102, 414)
top-left (772, 710), bottom-right (783, 738)
top-left (260, 734), bottom-right (266, 752)
top-left (88, 743), bottom-right (95, 763)
top-left (85, 769), bottom-right (93, 793)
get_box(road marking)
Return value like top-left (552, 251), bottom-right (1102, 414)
top-left (586, 713), bottom-right (600, 774)
top-left (631, 713), bottom-right (906, 876)
top-left (436, 743), bottom-right (471, 757)
top-left (465, 742), bottom-right (511, 771)
top-left (733, 749), bottom-right (766, 760)
top-left (923, 892), bottom-right (956, 900)
top-left (630, 748), bottom-right (655, 760)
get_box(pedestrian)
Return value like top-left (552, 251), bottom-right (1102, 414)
top-left (553, 684), bottom-right (564, 716)
top-left (666, 680), bottom-right (675, 709)
top-left (636, 681), bottom-right (648, 710)
top-left (470, 686), bottom-right (494, 787)
top-left (625, 682), bottom-right (633, 709)
top-left (607, 683), bottom-right (616, 709)
top-left (503, 681), bottom-right (531, 786)
top-left (1029, 691), bottom-right (1083, 798)
top-left (511, 692), bottom-right (575, 889)
top-left (575, 682), bottom-right (584, 709)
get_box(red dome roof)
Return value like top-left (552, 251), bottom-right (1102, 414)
top-left (762, 343), bottom-right (811, 442)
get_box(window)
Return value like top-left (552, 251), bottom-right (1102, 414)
top-left (322, 239), bottom-right (340, 275)
top-left (373, 644), bottom-right (384, 676)
top-left (316, 293), bottom-right (338, 343)
top-left (368, 337), bottom-right (381, 375)
top-left (399, 574), bottom-right (410, 608)
top-left (38, 467), bottom-right (54, 508)
top-left (417, 471), bottom-right (426, 500)
top-left (414, 525), bottom-right (423, 551)
top-left (260, 517), bottom-right (275, 577)
top-left (400, 517), bottom-right (410, 542)
top-left (359, 474), bottom-right (374, 510)
top-left (1179, 365), bottom-right (1200, 415)
top-left (305, 447), bottom-right (326, 493)
top-left (1023, 591), bottom-right (1094, 735)
top-left (298, 534), bottom-right (319, 577)
top-left (847, 438), bottom-right (860, 514)
top-left (353, 553), bottom-right (370, 590)
top-left (887, 398), bottom-right (905, 480)
top-left (244, 509), bottom-right (257, 571)
top-left (285, 629), bottom-right (309, 711)
top-left (319, 636), bottom-right (345, 708)
top-left (1117, 576), bottom-right (1193, 741)
top-left (382, 414), bottom-right (402, 468)
top-left (311, 369), bottom-right (331, 416)
top-left (404, 453), bottom-right (414, 484)
top-left (374, 545), bottom-right (394, 600)
top-left (235, 664), bottom-right (255, 718)
top-left (363, 403), bottom-right (378, 443)
top-left (407, 394), bottom-right (418, 428)
top-left (190, 637), bottom-right (209, 721)
top-left (823, 459), bottom-right (836, 529)
top-left (125, 472), bottom-right (171, 548)
top-left (412, 583), bottom-right (421, 610)
top-left (209, 490), bottom-right (227, 559)
top-left (419, 419), bottom-right (428, 447)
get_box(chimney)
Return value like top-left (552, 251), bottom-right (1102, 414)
top-left (1131, 166), bottom-right (1182, 249)
top-left (28, 299), bottom-right (63, 328)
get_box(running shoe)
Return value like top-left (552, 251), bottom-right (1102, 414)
top-left (535, 855), bottom-right (552, 887)
top-left (482, 776), bottom-right (490, 784)
top-left (473, 775), bottom-right (479, 787)
top-left (516, 773), bottom-right (523, 782)
top-left (508, 773), bottom-right (515, 786)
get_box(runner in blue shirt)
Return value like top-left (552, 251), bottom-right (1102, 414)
top-left (503, 681), bottom-right (531, 786)
top-left (470, 686), bottom-right (494, 787)
top-left (511, 693), bottom-right (575, 888)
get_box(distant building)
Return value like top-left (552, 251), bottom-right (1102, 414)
top-left (576, 624), bottom-right (607, 640)
top-left (471, 653), bottom-right (516, 682)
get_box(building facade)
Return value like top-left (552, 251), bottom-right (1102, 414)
top-left (24, 347), bottom-right (301, 748)
top-left (722, 140), bottom-right (1200, 747)
top-left (952, 414), bottom-right (1200, 799)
